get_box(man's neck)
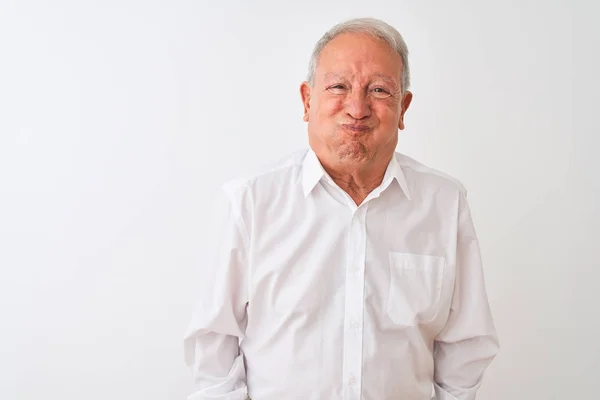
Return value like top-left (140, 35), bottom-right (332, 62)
top-left (321, 157), bottom-right (390, 206)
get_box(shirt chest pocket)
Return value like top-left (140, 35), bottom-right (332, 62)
top-left (386, 252), bottom-right (445, 326)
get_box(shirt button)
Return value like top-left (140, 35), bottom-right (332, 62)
top-left (348, 376), bottom-right (356, 386)
top-left (350, 319), bottom-right (360, 329)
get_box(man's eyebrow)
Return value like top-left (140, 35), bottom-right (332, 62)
top-left (323, 72), bottom-right (344, 80)
top-left (371, 73), bottom-right (399, 85)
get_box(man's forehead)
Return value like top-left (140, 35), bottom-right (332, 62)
top-left (321, 71), bottom-right (400, 84)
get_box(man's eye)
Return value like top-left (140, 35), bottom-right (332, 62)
top-left (372, 87), bottom-right (391, 98)
top-left (327, 84), bottom-right (346, 95)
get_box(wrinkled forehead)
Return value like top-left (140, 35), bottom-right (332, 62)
top-left (315, 33), bottom-right (403, 85)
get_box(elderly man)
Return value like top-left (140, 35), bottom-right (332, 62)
top-left (184, 17), bottom-right (499, 400)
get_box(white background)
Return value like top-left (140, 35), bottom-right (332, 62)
top-left (1, 0), bottom-right (598, 399)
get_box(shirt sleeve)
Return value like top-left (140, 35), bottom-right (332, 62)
top-left (183, 184), bottom-right (250, 400)
top-left (433, 192), bottom-right (500, 400)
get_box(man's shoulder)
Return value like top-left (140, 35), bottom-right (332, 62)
top-left (395, 151), bottom-right (468, 196)
top-left (219, 148), bottom-right (307, 194)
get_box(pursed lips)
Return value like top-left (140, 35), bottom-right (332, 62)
top-left (339, 124), bottom-right (372, 133)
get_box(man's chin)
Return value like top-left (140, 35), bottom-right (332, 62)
top-left (335, 145), bottom-right (369, 165)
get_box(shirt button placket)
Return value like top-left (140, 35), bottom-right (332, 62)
top-left (342, 205), bottom-right (368, 400)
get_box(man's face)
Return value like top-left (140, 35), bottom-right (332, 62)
top-left (301, 32), bottom-right (412, 169)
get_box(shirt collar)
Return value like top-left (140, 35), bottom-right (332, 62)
top-left (301, 148), bottom-right (411, 200)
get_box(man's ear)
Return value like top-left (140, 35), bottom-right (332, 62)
top-left (398, 91), bottom-right (413, 130)
top-left (300, 82), bottom-right (311, 122)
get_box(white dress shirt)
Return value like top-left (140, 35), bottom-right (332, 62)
top-left (183, 148), bottom-right (499, 400)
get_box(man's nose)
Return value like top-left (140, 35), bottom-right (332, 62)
top-left (345, 90), bottom-right (371, 120)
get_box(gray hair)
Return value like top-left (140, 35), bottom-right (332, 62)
top-left (306, 17), bottom-right (410, 93)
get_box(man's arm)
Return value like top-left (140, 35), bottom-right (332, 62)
top-left (433, 192), bottom-right (500, 400)
top-left (183, 185), bottom-right (249, 400)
